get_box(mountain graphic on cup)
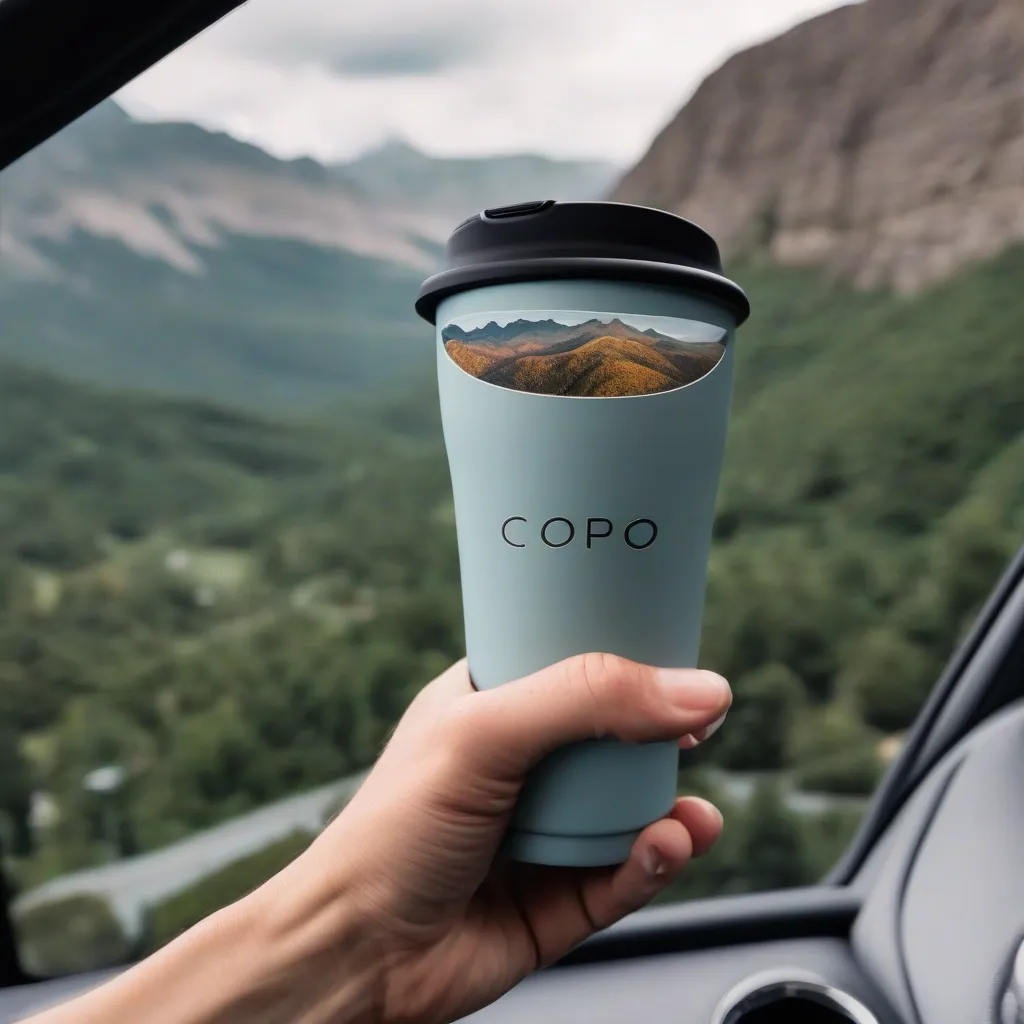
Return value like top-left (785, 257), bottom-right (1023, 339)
top-left (441, 314), bottom-right (726, 397)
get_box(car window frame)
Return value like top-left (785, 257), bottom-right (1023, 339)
top-left (2, 0), bottom-right (1023, 991)
top-left (0, 0), bottom-right (250, 171)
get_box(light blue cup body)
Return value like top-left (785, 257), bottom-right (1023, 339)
top-left (436, 277), bottom-right (737, 866)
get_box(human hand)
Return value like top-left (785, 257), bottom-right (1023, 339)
top-left (264, 654), bottom-right (731, 1023)
top-left (28, 655), bottom-right (730, 1024)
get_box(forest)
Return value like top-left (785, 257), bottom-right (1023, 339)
top-left (3, 247), bottom-right (1024, 972)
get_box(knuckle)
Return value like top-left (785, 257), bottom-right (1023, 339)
top-left (568, 653), bottom-right (668, 741)
top-left (569, 652), bottom-right (637, 728)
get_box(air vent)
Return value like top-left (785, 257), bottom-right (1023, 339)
top-left (710, 968), bottom-right (880, 1024)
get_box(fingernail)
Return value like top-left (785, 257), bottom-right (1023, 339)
top-left (656, 669), bottom-right (730, 710)
top-left (698, 710), bottom-right (729, 741)
top-left (643, 845), bottom-right (668, 880)
top-left (696, 798), bottom-right (724, 831)
top-left (682, 709), bottom-right (730, 749)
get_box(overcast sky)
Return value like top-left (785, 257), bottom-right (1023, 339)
top-left (116, 0), bottom-right (857, 166)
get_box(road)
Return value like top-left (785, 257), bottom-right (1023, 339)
top-left (13, 771), bottom-right (369, 938)
top-left (13, 768), bottom-right (864, 940)
top-left (707, 770), bottom-right (870, 816)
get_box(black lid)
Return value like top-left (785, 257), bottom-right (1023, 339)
top-left (415, 200), bottom-right (750, 325)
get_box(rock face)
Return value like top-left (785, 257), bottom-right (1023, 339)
top-left (611, 0), bottom-right (1024, 293)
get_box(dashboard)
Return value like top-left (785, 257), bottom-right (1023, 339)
top-left (469, 699), bottom-right (1024, 1023)
top-left (852, 697), bottom-right (1024, 1024)
top-left (3, 700), bottom-right (1023, 1024)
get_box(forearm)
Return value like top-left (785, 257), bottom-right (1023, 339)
top-left (24, 867), bottom-right (382, 1024)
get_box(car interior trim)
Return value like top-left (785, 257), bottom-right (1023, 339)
top-left (0, 0), bottom-right (250, 170)
top-left (558, 887), bottom-right (863, 966)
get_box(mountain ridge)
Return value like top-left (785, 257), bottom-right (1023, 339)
top-left (611, 0), bottom-right (1024, 294)
top-left (3, 101), bottom-right (617, 281)
top-left (441, 316), bottom-right (707, 350)
top-left (0, 102), bottom-right (616, 407)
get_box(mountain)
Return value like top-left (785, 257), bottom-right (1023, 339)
top-left (441, 318), bottom-right (563, 347)
top-left (341, 137), bottom-right (615, 226)
top-left (441, 316), bottom-right (724, 396)
top-left (3, 239), bottom-right (1023, 909)
top-left (478, 336), bottom-right (720, 397)
top-left (611, 0), bottom-right (1024, 294)
top-left (1, 102), bottom-right (436, 277)
top-left (442, 317), bottom-right (689, 350)
top-left (602, 0), bottom-right (1024, 722)
top-left (6, 0), bottom-right (1024, 956)
top-left (0, 103), bottom-right (617, 409)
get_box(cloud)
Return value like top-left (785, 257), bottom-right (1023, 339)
top-left (323, 34), bottom-right (478, 77)
top-left (213, 2), bottom-right (501, 76)
top-left (117, 0), bottom-right (860, 164)
top-left (199, 0), bottom-right (521, 72)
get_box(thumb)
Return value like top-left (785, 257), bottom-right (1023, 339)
top-left (448, 653), bottom-right (731, 780)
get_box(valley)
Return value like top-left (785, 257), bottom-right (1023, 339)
top-left (3, 0), bottom-right (1024, 973)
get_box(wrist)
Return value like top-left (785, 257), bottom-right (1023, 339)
top-left (224, 858), bottom-right (385, 1024)
top-left (37, 857), bottom-right (383, 1024)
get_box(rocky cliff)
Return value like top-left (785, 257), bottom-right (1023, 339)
top-left (611, 0), bottom-right (1024, 293)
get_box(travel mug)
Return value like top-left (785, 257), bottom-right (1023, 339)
top-left (415, 200), bottom-right (750, 867)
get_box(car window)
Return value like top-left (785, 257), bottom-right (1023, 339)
top-left (3, 0), bottom-right (1023, 980)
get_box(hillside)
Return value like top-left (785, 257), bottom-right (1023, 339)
top-left (2, 238), bottom-right (1023, 890)
top-left (0, 102), bottom-right (616, 409)
top-left (0, 361), bottom-right (461, 867)
top-left (477, 336), bottom-right (718, 397)
top-left (699, 248), bottom-right (1024, 722)
top-left (341, 138), bottom-right (614, 222)
top-left (611, 0), bottom-right (1024, 294)
top-left (6, 0), bottom-right (1024, 964)
top-left (441, 316), bottom-right (725, 396)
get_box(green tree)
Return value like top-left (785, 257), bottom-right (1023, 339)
top-left (0, 727), bottom-right (34, 856)
top-left (15, 894), bottom-right (129, 976)
top-left (739, 781), bottom-right (808, 892)
top-left (838, 627), bottom-right (936, 732)
top-left (789, 702), bottom-right (878, 765)
top-left (790, 702), bottom-right (884, 796)
top-left (701, 529), bottom-right (868, 699)
top-left (795, 746), bottom-right (883, 796)
top-left (801, 807), bottom-right (863, 880)
top-left (713, 662), bottom-right (806, 771)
